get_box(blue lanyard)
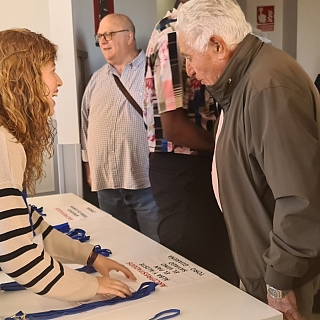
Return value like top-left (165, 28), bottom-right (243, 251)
top-left (5, 282), bottom-right (157, 320)
top-left (22, 194), bottom-right (90, 242)
top-left (1, 284), bottom-right (180, 319)
top-left (21, 189), bottom-right (36, 237)
top-left (53, 222), bottom-right (70, 233)
top-left (65, 228), bottom-right (90, 242)
top-left (54, 222), bottom-right (91, 243)
top-left (150, 309), bottom-right (181, 320)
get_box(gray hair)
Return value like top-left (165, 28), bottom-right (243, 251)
top-left (176, 0), bottom-right (252, 53)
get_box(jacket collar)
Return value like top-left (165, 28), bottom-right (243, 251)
top-left (206, 34), bottom-right (263, 112)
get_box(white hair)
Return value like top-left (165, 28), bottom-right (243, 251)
top-left (176, 0), bottom-right (252, 53)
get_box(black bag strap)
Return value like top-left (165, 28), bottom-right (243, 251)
top-left (113, 74), bottom-right (143, 117)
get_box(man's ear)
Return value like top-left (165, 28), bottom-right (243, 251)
top-left (209, 36), bottom-right (226, 58)
top-left (127, 31), bottom-right (134, 45)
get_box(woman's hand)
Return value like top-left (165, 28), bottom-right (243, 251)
top-left (93, 254), bottom-right (137, 279)
top-left (96, 276), bottom-right (132, 298)
top-left (93, 254), bottom-right (137, 297)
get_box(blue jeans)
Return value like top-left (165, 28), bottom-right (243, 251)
top-left (97, 188), bottom-right (159, 242)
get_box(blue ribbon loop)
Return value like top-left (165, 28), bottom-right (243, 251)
top-left (149, 308), bottom-right (181, 320)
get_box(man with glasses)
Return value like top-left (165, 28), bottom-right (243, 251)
top-left (80, 14), bottom-right (159, 242)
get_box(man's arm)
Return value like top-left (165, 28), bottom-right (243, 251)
top-left (160, 108), bottom-right (214, 150)
top-left (80, 79), bottom-right (92, 187)
top-left (148, 30), bottom-right (214, 151)
top-left (249, 87), bottom-right (320, 317)
top-left (84, 162), bottom-right (92, 188)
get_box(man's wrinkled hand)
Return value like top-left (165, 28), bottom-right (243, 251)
top-left (267, 290), bottom-right (306, 320)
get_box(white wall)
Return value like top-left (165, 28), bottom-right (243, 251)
top-left (114, 0), bottom-right (157, 52)
top-left (0, 0), bottom-right (56, 195)
top-left (297, 0), bottom-right (320, 81)
top-left (0, 0), bottom-right (83, 196)
top-left (157, 0), bottom-right (176, 21)
top-left (245, 0), bottom-right (297, 58)
top-left (48, 0), bottom-right (80, 145)
top-left (0, 0), bottom-right (50, 36)
top-left (0, 0), bottom-right (80, 146)
top-left (0, 0), bottom-right (81, 146)
top-left (282, 0), bottom-right (297, 59)
top-left (241, 0), bottom-right (320, 81)
top-left (237, 0), bottom-right (247, 13)
top-left (72, 0), bottom-right (106, 82)
top-left (245, 0), bottom-right (284, 51)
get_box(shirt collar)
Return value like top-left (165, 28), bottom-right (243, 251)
top-left (107, 49), bottom-right (145, 75)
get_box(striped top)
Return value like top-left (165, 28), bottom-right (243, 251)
top-left (0, 126), bottom-right (98, 301)
top-left (144, 8), bottom-right (218, 154)
top-left (80, 50), bottom-right (151, 192)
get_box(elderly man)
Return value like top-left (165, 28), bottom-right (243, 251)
top-left (81, 14), bottom-right (159, 242)
top-left (177, 0), bottom-right (320, 319)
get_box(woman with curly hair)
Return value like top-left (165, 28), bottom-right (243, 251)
top-left (0, 28), bottom-right (136, 302)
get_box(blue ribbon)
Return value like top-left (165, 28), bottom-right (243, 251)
top-left (5, 282), bottom-right (157, 320)
top-left (150, 309), bottom-right (181, 320)
top-left (30, 204), bottom-right (46, 216)
top-left (53, 222), bottom-right (70, 233)
top-left (65, 228), bottom-right (90, 242)
top-left (53, 223), bottom-right (91, 243)
top-left (0, 281), bottom-right (25, 291)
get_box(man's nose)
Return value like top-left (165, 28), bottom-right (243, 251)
top-left (186, 60), bottom-right (195, 77)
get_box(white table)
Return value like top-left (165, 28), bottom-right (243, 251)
top-left (0, 193), bottom-right (282, 320)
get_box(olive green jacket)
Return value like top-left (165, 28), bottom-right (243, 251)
top-left (207, 34), bottom-right (320, 302)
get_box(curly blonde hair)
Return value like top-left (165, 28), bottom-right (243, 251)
top-left (0, 28), bottom-right (57, 195)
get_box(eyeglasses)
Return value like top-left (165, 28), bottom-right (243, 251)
top-left (94, 30), bottom-right (129, 42)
